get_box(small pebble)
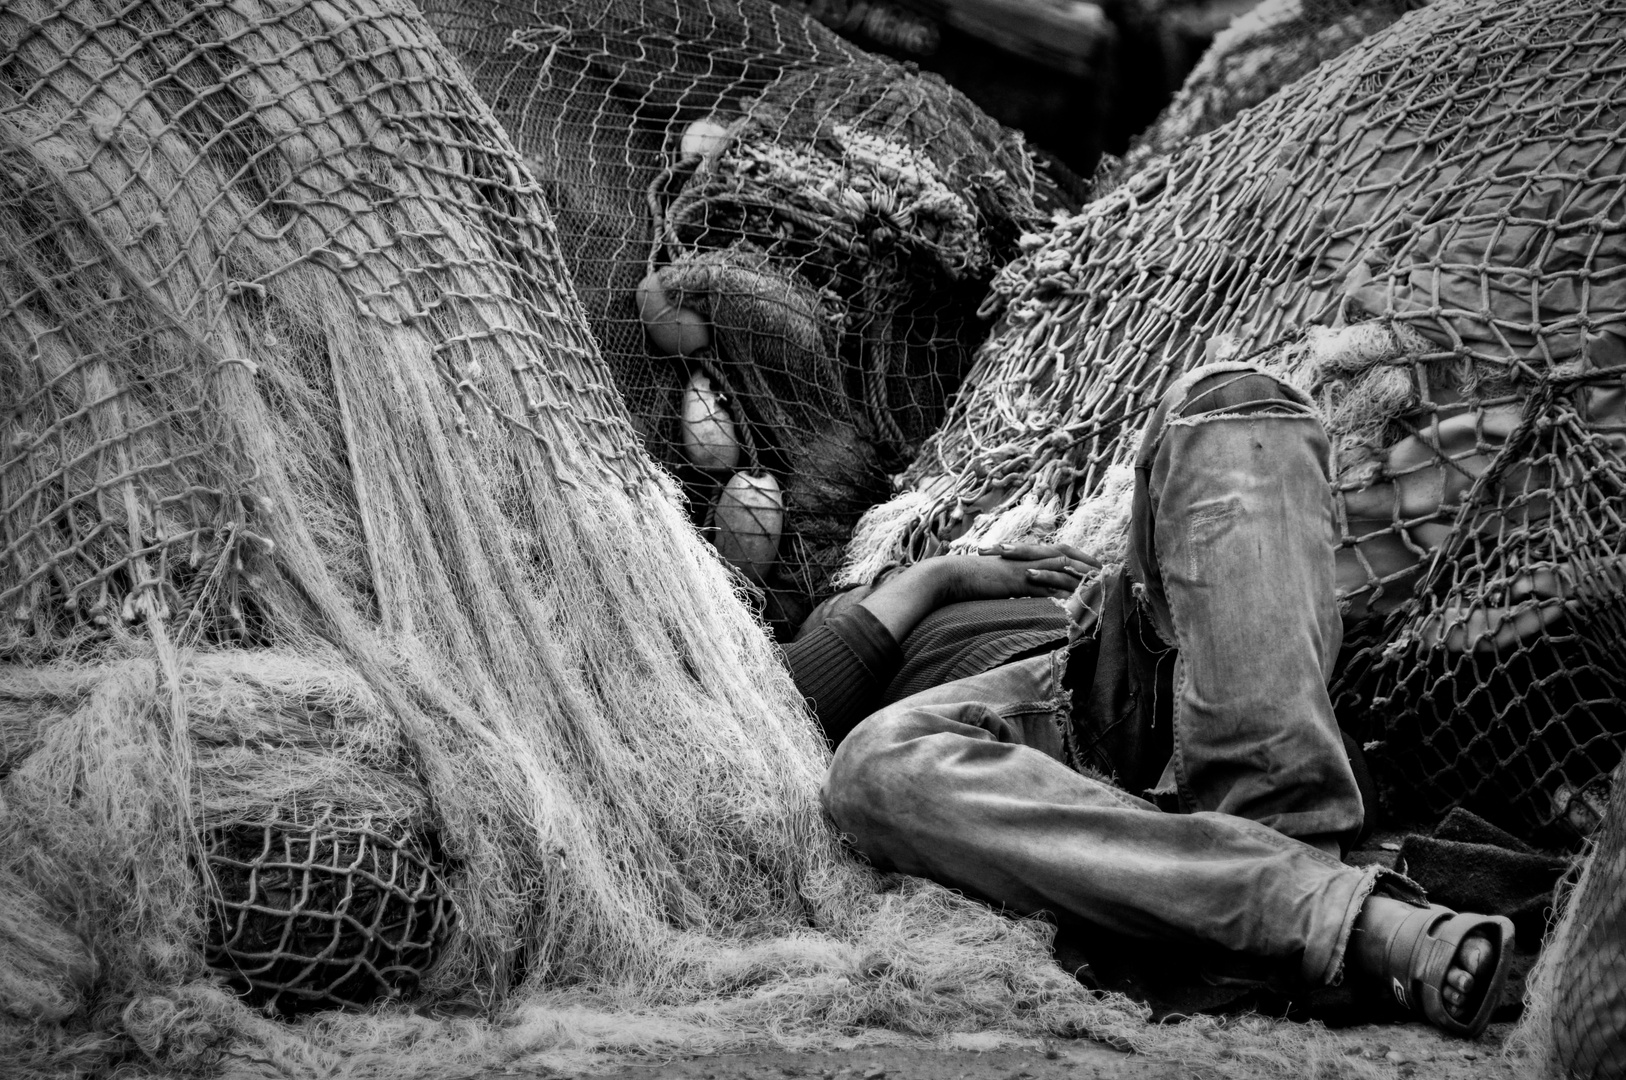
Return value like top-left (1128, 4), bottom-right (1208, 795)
top-left (863, 1067), bottom-right (886, 1080)
top-left (1461, 1050), bottom-right (1479, 1060)
top-left (1384, 1050), bottom-right (1409, 1064)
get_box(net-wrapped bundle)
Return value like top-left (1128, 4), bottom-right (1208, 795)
top-left (204, 811), bottom-right (454, 1016)
top-left (426, 0), bottom-right (1071, 633)
top-left (842, 0), bottom-right (1626, 841)
top-left (0, 0), bottom-right (1265, 1074)
top-left (1122, 0), bottom-right (1430, 171)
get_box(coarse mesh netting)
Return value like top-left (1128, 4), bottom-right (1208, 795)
top-left (425, 0), bottom-right (1077, 634)
top-left (0, 0), bottom-right (648, 659)
top-left (205, 812), bottom-right (454, 1016)
top-left (0, 0), bottom-right (837, 1027)
top-left (841, 0), bottom-right (1626, 846)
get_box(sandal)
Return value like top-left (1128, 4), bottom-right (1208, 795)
top-left (1369, 903), bottom-right (1515, 1038)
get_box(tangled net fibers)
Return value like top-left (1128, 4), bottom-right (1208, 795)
top-left (842, 0), bottom-right (1626, 844)
top-left (0, 1), bottom-right (1384, 1077)
top-left (426, 0), bottom-right (1072, 634)
top-left (1515, 755), bottom-right (1626, 1079)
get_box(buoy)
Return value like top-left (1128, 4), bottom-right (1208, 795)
top-left (636, 271), bottom-right (710, 356)
top-left (713, 471), bottom-right (783, 581)
top-left (680, 372), bottom-right (740, 473)
top-left (680, 118), bottom-right (730, 159)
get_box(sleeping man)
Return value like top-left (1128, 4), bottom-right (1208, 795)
top-left (781, 359), bottom-right (1626, 1038)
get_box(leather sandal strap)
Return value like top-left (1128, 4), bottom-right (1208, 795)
top-left (1384, 903), bottom-right (1451, 1013)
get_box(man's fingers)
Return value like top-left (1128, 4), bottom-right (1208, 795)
top-left (1054, 542), bottom-right (1103, 567)
top-left (982, 542), bottom-right (1103, 569)
top-left (986, 542), bottom-right (1054, 560)
top-left (1024, 568), bottom-right (1082, 595)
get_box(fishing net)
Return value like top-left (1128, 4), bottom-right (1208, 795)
top-left (1122, 0), bottom-right (1431, 170)
top-left (1516, 757), bottom-right (1626, 1080)
top-left (204, 812), bottom-right (454, 1016)
top-left (841, 0), bottom-right (1626, 844)
top-left (425, 0), bottom-right (1075, 634)
top-left (0, 0), bottom-right (837, 1023)
top-left (0, 0), bottom-right (1350, 1075)
top-left (771, 0), bottom-right (1123, 182)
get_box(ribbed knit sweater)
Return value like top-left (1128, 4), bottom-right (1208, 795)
top-left (782, 595), bottom-right (1071, 749)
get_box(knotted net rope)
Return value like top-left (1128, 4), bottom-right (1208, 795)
top-left (427, 0), bottom-right (1073, 633)
top-left (842, 0), bottom-right (1626, 845)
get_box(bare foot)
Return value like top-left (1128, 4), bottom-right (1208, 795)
top-left (1351, 897), bottom-right (1499, 1023)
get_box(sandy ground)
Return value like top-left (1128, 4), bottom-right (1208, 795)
top-left (560, 1021), bottom-right (1518, 1080)
top-left (498, 834), bottom-right (1544, 1080)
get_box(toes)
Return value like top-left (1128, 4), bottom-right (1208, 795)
top-left (1444, 967), bottom-right (1474, 1013)
top-left (1445, 932), bottom-right (1494, 1018)
top-left (1458, 932), bottom-right (1495, 977)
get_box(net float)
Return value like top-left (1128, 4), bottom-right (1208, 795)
top-left (636, 270), bottom-right (711, 356)
top-left (679, 117), bottom-right (730, 159)
top-left (679, 371), bottom-right (740, 473)
top-left (712, 470), bottom-right (783, 581)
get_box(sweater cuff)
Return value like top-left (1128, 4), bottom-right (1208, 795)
top-left (825, 606), bottom-right (904, 683)
top-left (781, 606), bottom-right (903, 749)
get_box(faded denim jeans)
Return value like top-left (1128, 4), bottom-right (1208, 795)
top-left (823, 363), bottom-right (1405, 988)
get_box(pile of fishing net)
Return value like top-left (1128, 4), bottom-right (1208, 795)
top-left (0, 1), bottom-right (1382, 1078)
top-left (425, 0), bottom-right (1076, 634)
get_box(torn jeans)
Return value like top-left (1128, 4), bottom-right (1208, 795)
top-left (822, 363), bottom-right (1407, 988)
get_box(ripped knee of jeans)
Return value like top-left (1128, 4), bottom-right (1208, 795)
top-left (1175, 369), bottom-right (1314, 421)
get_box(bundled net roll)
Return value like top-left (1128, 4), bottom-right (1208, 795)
top-left (843, 0), bottom-right (1626, 842)
top-left (0, 1), bottom-right (1350, 1077)
top-left (204, 811), bottom-right (454, 1015)
top-left (425, 0), bottom-right (1072, 633)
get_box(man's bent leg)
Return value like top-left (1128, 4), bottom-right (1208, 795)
top-left (823, 654), bottom-right (1397, 987)
top-left (1128, 365), bottom-right (1363, 847)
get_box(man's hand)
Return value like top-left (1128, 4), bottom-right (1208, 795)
top-left (964, 542), bottom-right (1102, 600)
top-left (857, 543), bottom-right (1101, 642)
